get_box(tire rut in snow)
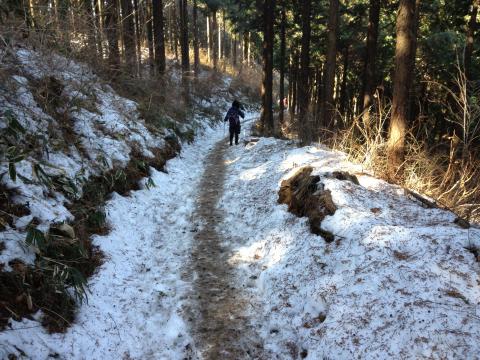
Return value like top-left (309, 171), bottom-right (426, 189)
top-left (188, 139), bottom-right (263, 359)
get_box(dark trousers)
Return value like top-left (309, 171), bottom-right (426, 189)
top-left (229, 127), bottom-right (240, 145)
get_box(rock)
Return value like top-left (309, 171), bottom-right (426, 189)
top-left (454, 217), bottom-right (470, 229)
top-left (330, 171), bottom-right (360, 185)
top-left (50, 223), bottom-right (75, 239)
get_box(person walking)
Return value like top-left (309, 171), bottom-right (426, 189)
top-left (224, 100), bottom-right (245, 146)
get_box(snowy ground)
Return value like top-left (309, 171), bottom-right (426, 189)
top-left (0, 125), bottom-right (224, 359)
top-left (2, 118), bottom-right (480, 359)
top-left (221, 136), bottom-right (480, 359)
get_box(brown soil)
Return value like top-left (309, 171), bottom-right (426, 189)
top-left (188, 140), bottom-right (264, 359)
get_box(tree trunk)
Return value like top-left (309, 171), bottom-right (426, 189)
top-left (94, 0), bottom-right (104, 57)
top-left (321, 0), bottom-right (340, 131)
top-left (360, 0), bottom-right (381, 126)
top-left (173, 1), bottom-right (179, 60)
top-left (211, 10), bottom-right (218, 69)
top-left (218, 11), bottom-right (222, 62)
top-left (105, 0), bottom-right (120, 72)
top-left (58, 0), bottom-right (71, 50)
top-left (465, 0), bottom-right (479, 80)
top-left (340, 45), bottom-right (349, 119)
top-left (146, 1), bottom-right (155, 74)
top-left (207, 15), bottom-right (211, 63)
top-left (387, 0), bottom-right (418, 179)
top-left (133, 0), bottom-right (142, 71)
top-left (152, 0), bottom-right (166, 74)
top-left (279, 1), bottom-right (286, 125)
top-left (407, 0), bottom-right (421, 125)
top-left (179, 0), bottom-right (190, 72)
top-left (232, 33), bottom-right (238, 66)
top-left (167, 5), bottom-right (174, 53)
top-left (314, 64), bottom-right (323, 122)
top-left (193, 0), bottom-right (200, 75)
top-left (297, 0), bottom-right (312, 141)
top-left (290, 51), bottom-right (298, 122)
top-left (243, 32), bottom-right (248, 64)
top-left (84, 0), bottom-right (97, 54)
top-left (260, 0), bottom-right (276, 134)
top-left (121, 0), bottom-right (137, 72)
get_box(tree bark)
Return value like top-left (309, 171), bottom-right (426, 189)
top-left (465, 0), bottom-right (478, 81)
top-left (179, 0), bottom-right (190, 72)
top-left (290, 51), bottom-right (299, 122)
top-left (314, 64), bottom-right (323, 122)
top-left (340, 44), bottom-right (349, 119)
top-left (298, 0), bottom-right (312, 141)
top-left (133, 0), bottom-right (142, 71)
top-left (121, 0), bottom-right (137, 71)
top-left (407, 0), bottom-right (421, 125)
top-left (173, 1), bottom-right (179, 60)
top-left (260, 0), bottom-right (276, 134)
top-left (105, 0), bottom-right (120, 72)
top-left (243, 31), bottom-right (251, 65)
top-left (211, 10), bottom-right (218, 69)
top-left (83, 0), bottom-right (97, 54)
top-left (207, 15), bottom-right (211, 63)
top-left (94, 0), bottom-right (104, 57)
top-left (232, 33), bottom-right (238, 66)
top-left (360, 0), bottom-right (381, 126)
top-left (58, 0), bottom-right (71, 50)
top-left (152, 0), bottom-right (166, 74)
top-left (321, 0), bottom-right (340, 131)
top-left (146, 1), bottom-right (155, 74)
top-left (387, 0), bottom-right (418, 179)
top-left (279, 1), bottom-right (286, 125)
top-left (193, 0), bottom-right (200, 76)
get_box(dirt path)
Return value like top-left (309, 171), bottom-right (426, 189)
top-left (187, 139), bottom-right (264, 359)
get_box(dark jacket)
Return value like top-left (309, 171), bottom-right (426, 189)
top-left (224, 106), bottom-right (245, 134)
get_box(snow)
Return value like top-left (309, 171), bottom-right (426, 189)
top-left (220, 134), bottom-right (480, 359)
top-left (2, 48), bottom-right (480, 359)
top-left (2, 115), bottom-right (480, 358)
top-left (0, 125), bottom-right (224, 359)
top-left (0, 48), bottom-right (174, 269)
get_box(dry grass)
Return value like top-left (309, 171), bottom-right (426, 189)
top-left (229, 65), bottom-right (262, 102)
top-left (331, 82), bottom-right (480, 223)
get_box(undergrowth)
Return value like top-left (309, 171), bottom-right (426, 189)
top-left (0, 91), bottom-right (181, 333)
top-left (0, 137), bottom-right (180, 332)
top-left (331, 73), bottom-right (480, 223)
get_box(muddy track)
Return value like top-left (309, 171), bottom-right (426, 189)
top-left (188, 139), bottom-right (264, 359)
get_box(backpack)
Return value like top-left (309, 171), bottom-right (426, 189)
top-left (227, 108), bottom-right (240, 128)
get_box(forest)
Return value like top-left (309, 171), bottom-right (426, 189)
top-left (1, 0), bottom-right (480, 358)
top-left (3, 0), bottom-right (477, 220)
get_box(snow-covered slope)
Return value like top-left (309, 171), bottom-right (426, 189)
top-left (0, 48), bottom-right (171, 267)
top-left (221, 137), bottom-right (480, 359)
top-left (0, 47), bottom-right (229, 269)
top-left (0, 125), bottom-right (225, 359)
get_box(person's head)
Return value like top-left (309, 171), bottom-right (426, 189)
top-left (232, 100), bottom-right (241, 109)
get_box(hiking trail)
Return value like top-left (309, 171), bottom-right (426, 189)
top-left (186, 139), bottom-right (264, 359)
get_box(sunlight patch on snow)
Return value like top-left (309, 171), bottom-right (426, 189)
top-left (224, 156), bottom-right (240, 165)
top-left (228, 231), bottom-right (293, 269)
top-left (239, 163), bottom-right (268, 181)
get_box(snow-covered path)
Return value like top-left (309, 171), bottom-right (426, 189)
top-left (0, 125), bottom-right (227, 359)
top-left (186, 138), bottom-right (264, 359)
top-left (2, 120), bottom-right (480, 360)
